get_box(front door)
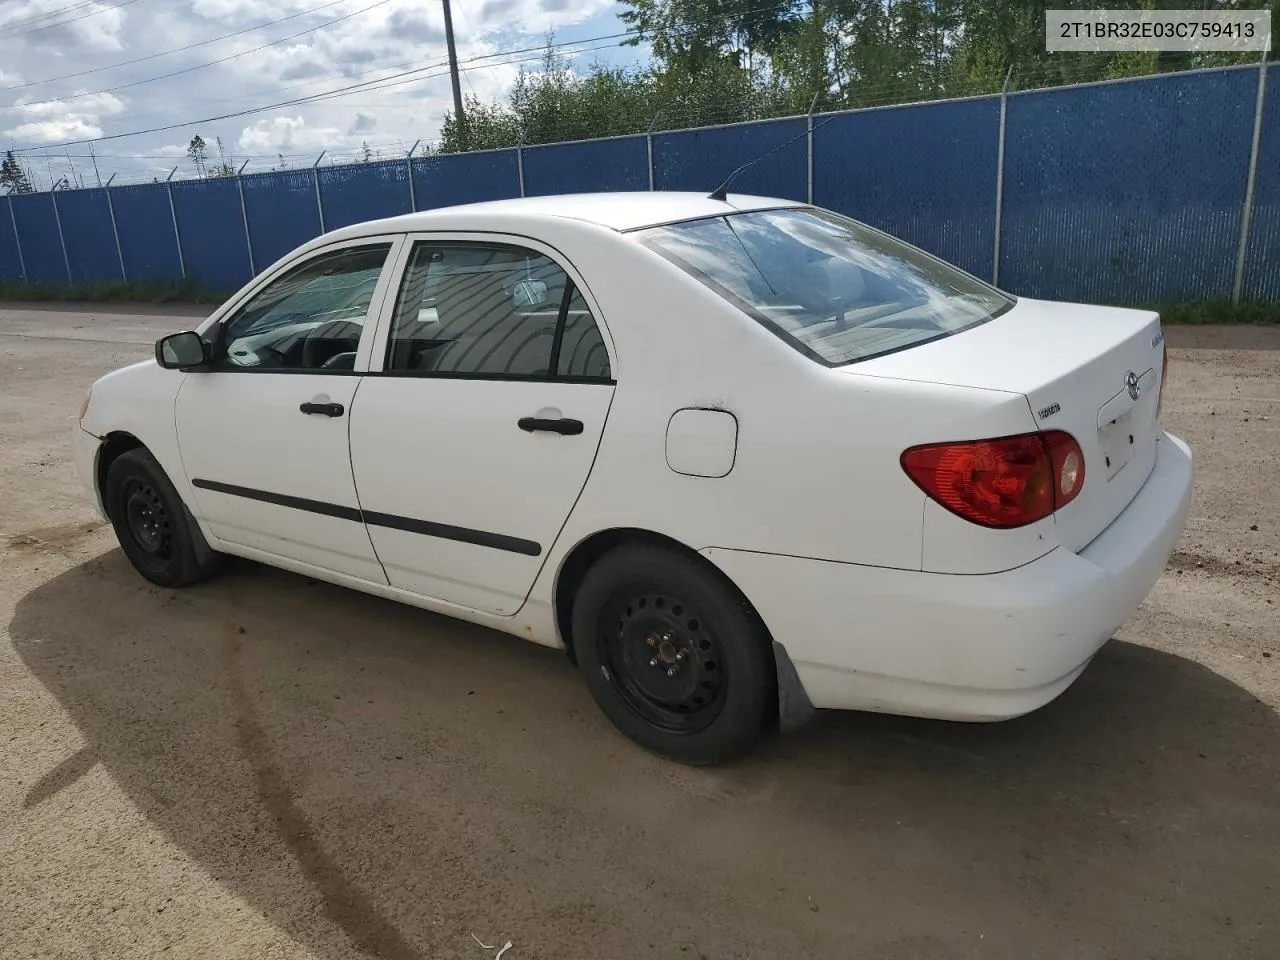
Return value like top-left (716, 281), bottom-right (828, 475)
top-left (349, 237), bottom-right (616, 614)
top-left (176, 238), bottom-right (400, 582)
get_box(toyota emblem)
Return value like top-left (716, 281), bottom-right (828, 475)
top-left (1125, 370), bottom-right (1140, 401)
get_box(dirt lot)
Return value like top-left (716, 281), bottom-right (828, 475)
top-left (0, 305), bottom-right (1277, 960)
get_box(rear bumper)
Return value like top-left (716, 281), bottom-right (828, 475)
top-left (702, 430), bottom-right (1193, 720)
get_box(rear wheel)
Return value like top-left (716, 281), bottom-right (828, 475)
top-left (573, 543), bottom-right (774, 765)
top-left (105, 448), bottom-right (221, 588)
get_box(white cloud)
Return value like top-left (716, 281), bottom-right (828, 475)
top-left (237, 115), bottom-right (342, 153)
top-left (0, 0), bottom-right (130, 53)
top-left (0, 0), bottom-right (642, 180)
top-left (3, 91), bottom-right (126, 144)
top-left (9, 118), bottom-right (107, 142)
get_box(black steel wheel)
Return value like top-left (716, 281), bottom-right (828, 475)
top-left (602, 589), bottom-right (727, 734)
top-left (573, 542), bottom-right (775, 765)
top-left (105, 447), bottom-right (222, 588)
top-left (121, 477), bottom-right (173, 567)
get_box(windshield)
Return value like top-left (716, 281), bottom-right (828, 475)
top-left (636, 207), bottom-right (1014, 365)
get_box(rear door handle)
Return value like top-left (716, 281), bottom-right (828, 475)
top-left (299, 401), bottom-right (345, 417)
top-left (518, 416), bottom-right (583, 436)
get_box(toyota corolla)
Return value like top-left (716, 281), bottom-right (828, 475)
top-left (73, 192), bottom-right (1193, 764)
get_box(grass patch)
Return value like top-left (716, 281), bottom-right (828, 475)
top-left (0, 278), bottom-right (229, 304)
top-left (1148, 300), bottom-right (1279, 325)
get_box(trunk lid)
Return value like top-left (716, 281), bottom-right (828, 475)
top-left (853, 298), bottom-right (1165, 552)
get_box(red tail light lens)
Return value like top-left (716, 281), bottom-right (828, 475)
top-left (901, 430), bottom-right (1086, 529)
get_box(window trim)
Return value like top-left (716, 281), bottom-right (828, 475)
top-left (364, 231), bottom-right (617, 384)
top-left (195, 235), bottom-right (406, 375)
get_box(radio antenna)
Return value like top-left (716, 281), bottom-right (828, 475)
top-left (708, 115), bottom-right (835, 202)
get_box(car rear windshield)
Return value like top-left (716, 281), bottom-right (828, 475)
top-left (636, 207), bottom-right (1015, 365)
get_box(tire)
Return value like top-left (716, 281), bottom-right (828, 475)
top-left (104, 448), bottom-right (222, 588)
top-left (572, 543), bottom-right (775, 765)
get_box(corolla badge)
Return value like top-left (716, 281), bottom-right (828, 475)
top-left (1125, 370), bottom-right (1141, 401)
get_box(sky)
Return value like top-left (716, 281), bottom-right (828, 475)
top-left (0, 0), bottom-right (649, 188)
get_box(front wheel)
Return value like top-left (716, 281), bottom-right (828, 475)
top-left (104, 448), bottom-right (222, 588)
top-left (572, 543), bottom-right (775, 765)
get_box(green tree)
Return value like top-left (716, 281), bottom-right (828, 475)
top-left (186, 135), bottom-right (208, 177)
top-left (0, 150), bottom-right (34, 194)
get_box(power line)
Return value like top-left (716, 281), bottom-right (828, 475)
top-left (0, 0), bottom-right (354, 92)
top-left (11, 25), bottom-right (639, 135)
top-left (0, 0), bottom-right (145, 40)
top-left (0, 0), bottom-right (105, 31)
top-left (0, 0), bottom-right (396, 113)
top-left (9, 32), bottom-right (642, 151)
top-left (3, 0), bottom-right (779, 118)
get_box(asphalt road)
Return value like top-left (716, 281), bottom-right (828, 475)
top-left (1, 305), bottom-right (1278, 960)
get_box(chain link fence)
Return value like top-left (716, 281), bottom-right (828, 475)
top-left (1, 60), bottom-right (1276, 304)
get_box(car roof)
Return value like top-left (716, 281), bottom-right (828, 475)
top-left (323, 191), bottom-right (807, 242)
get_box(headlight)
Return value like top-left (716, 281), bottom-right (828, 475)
top-left (79, 387), bottom-right (92, 422)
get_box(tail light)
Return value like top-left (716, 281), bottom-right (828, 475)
top-left (1156, 344), bottom-right (1169, 421)
top-left (901, 430), bottom-right (1085, 529)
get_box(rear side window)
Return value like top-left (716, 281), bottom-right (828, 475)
top-left (637, 208), bottom-right (1014, 365)
top-left (386, 241), bottom-right (611, 380)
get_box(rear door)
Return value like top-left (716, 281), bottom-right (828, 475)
top-left (349, 235), bottom-right (616, 615)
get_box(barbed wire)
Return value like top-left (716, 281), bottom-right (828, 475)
top-left (6, 53), bottom-right (1270, 191)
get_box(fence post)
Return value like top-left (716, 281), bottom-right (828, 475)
top-left (104, 173), bottom-right (126, 282)
top-left (1233, 53), bottom-right (1268, 306)
top-left (516, 141), bottom-right (525, 197)
top-left (992, 66), bottom-right (1013, 288)
top-left (646, 111), bottom-right (661, 191)
top-left (236, 160), bottom-right (255, 277)
top-left (50, 181), bottom-right (73, 283)
top-left (806, 92), bottom-right (820, 205)
top-left (313, 151), bottom-right (326, 233)
top-left (7, 194), bottom-right (27, 282)
top-left (166, 167), bottom-right (186, 279)
top-left (406, 139), bottom-right (420, 211)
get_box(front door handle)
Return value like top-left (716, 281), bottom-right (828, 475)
top-left (300, 401), bottom-right (345, 417)
top-left (518, 416), bottom-right (583, 436)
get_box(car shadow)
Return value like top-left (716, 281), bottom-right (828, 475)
top-left (11, 552), bottom-right (1280, 959)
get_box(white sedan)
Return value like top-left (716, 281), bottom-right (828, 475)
top-left (74, 192), bottom-right (1193, 764)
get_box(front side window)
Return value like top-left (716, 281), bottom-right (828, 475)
top-left (636, 208), bottom-right (1014, 365)
top-left (215, 244), bottom-right (391, 371)
top-left (386, 241), bottom-right (611, 380)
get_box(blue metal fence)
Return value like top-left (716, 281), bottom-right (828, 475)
top-left (0, 197), bottom-right (23, 281)
top-left (1243, 64), bottom-right (1280, 301)
top-left (523, 135), bottom-right (649, 196)
top-left (654, 117), bottom-right (807, 200)
top-left (111, 183), bottom-right (183, 282)
top-left (56, 188), bottom-right (123, 284)
top-left (2, 62), bottom-right (1275, 306)
top-left (11, 192), bottom-right (67, 284)
top-left (241, 169), bottom-right (323, 272)
top-left (1000, 67), bottom-right (1257, 303)
top-left (411, 150), bottom-right (520, 209)
top-left (813, 97), bottom-right (1001, 279)
top-left (170, 178), bottom-right (253, 291)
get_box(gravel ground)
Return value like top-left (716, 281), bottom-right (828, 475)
top-left (1, 305), bottom-right (1277, 960)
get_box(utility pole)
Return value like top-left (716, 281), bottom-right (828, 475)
top-left (441, 0), bottom-right (467, 150)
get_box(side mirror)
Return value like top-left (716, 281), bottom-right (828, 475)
top-left (155, 331), bottom-right (209, 370)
